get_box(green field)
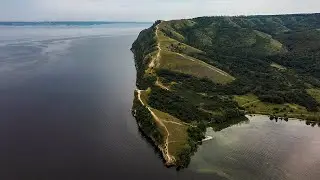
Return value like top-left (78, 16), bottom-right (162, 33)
top-left (151, 108), bottom-right (189, 157)
top-left (158, 50), bottom-right (234, 84)
top-left (234, 94), bottom-right (308, 115)
top-left (234, 94), bottom-right (320, 120)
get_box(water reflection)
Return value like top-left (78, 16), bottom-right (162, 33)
top-left (268, 114), bottom-right (320, 128)
top-left (189, 115), bottom-right (320, 180)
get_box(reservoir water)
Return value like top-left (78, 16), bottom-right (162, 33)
top-left (0, 23), bottom-right (319, 180)
top-left (0, 23), bottom-right (217, 180)
top-left (190, 115), bottom-right (320, 180)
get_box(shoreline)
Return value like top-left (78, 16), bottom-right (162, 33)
top-left (202, 136), bottom-right (213, 142)
top-left (132, 93), bottom-right (176, 167)
top-left (134, 118), bottom-right (174, 167)
top-left (246, 113), bottom-right (320, 122)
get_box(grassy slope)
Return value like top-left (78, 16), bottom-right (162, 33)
top-left (234, 94), bottom-right (320, 120)
top-left (307, 89), bottom-right (320, 103)
top-left (168, 17), bottom-right (288, 57)
top-left (158, 51), bottom-right (234, 84)
top-left (151, 108), bottom-right (189, 157)
top-left (157, 22), bottom-right (235, 85)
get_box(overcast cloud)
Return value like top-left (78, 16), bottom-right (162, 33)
top-left (0, 0), bottom-right (319, 21)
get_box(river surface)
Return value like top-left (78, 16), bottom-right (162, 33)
top-left (0, 23), bottom-right (319, 180)
top-left (190, 115), bottom-right (320, 180)
top-left (0, 23), bottom-right (219, 180)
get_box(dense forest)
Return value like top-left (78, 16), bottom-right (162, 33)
top-left (161, 14), bottom-right (320, 111)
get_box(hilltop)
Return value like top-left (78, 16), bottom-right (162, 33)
top-left (131, 13), bottom-right (320, 168)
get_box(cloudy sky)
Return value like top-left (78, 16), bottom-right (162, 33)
top-left (1, 0), bottom-right (319, 21)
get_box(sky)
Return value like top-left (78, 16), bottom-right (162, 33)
top-left (0, 0), bottom-right (320, 22)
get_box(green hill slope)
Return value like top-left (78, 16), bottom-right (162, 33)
top-left (131, 14), bottom-right (320, 168)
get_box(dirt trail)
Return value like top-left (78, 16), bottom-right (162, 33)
top-left (176, 52), bottom-right (232, 77)
top-left (148, 25), bottom-right (170, 91)
top-left (136, 90), bottom-right (174, 164)
top-left (162, 120), bottom-right (196, 127)
top-left (138, 24), bottom-right (174, 163)
top-left (155, 78), bottom-right (170, 91)
top-left (148, 25), bottom-right (161, 68)
top-left (242, 100), bottom-right (260, 107)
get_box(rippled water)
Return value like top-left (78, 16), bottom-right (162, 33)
top-left (190, 115), bottom-right (320, 180)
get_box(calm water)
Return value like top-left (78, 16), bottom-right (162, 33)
top-left (0, 23), bottom-right (219, 180)
top-left (190, 115), bottom-right (320, 180)
top-left (0, 24), bottom-right (319, 180)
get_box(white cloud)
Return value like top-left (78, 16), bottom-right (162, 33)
top-left (0, 0), bottom-right (319, 21)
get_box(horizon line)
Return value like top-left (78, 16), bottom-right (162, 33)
top-left (0, 12), bottom-right (319, 23)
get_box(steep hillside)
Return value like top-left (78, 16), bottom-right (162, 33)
top-left (131, 14), bottom-right (320, 168)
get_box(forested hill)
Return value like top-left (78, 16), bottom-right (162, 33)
top-left (159, 14), bottom-right (320, 112)
top-left (131, 13), bottom-right (320, 168)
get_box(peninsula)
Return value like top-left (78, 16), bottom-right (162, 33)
top-left (131, 14), bottom-right (320, 168)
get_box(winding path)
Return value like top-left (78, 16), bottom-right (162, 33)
top-left (136, 90), bottom-right (174, 164)
top-left (155, 78), bottom-right (170, 91)
top-left (148, 24), bottom-right (170, 91)
top-left (148, 25), bottom-right (161, 68)
top-left (242, 100), bottom-right (260, 107)
top-left (162, 120), bottom-right (196, 127)
top-left (139, 24), bottom-right (173, 163)
top-left (137, 24), bottom-right (200, 164)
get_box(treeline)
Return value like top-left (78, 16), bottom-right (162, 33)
top-left (192, 14), bottom-right (320, 36)
top-left (175, 117), bottom-right (247, 168)
top-left (158, 62), bottom-right (319, 112)
top-left (157, 69), bottom-right (246, 119)
top-left (256, 89), bottom-right (319, 111)
top-left (175, 124), bottom-right (206, 168)
top-left (148, 86), bottom-right (211, 123)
